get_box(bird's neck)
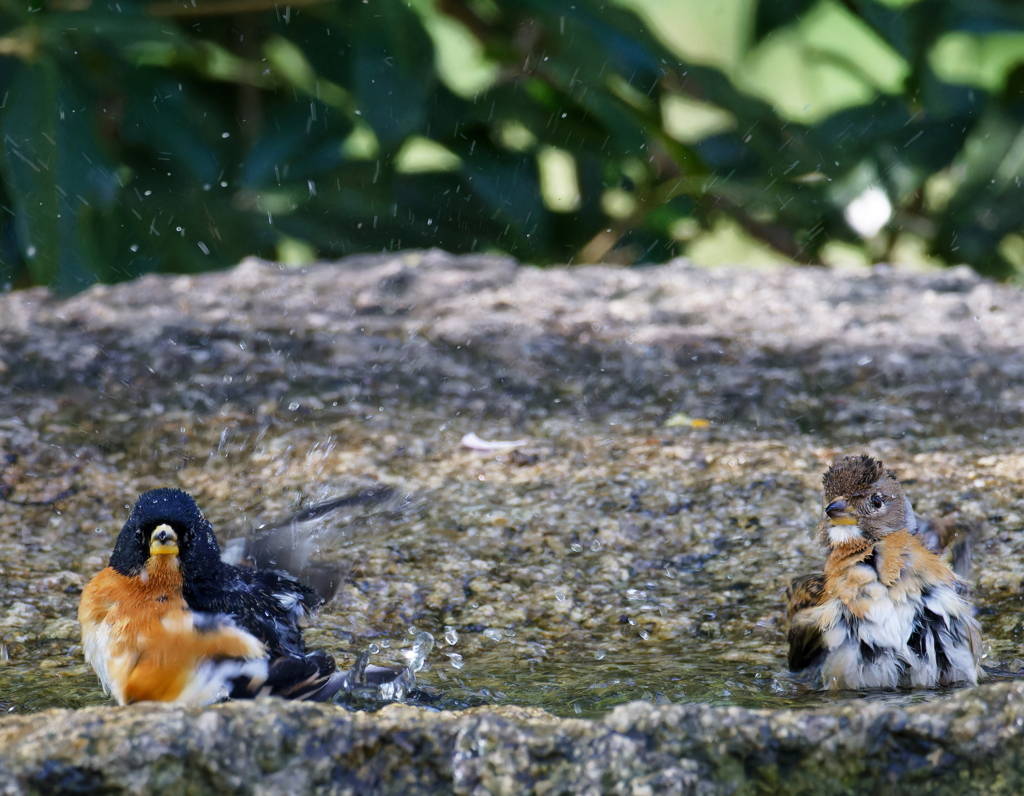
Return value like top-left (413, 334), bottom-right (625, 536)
top-left (824, 529), bottom-right (917, 588)
top-left (142, 554), bottom-right (183, 592)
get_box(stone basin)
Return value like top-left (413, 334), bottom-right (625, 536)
top-left (2, 252), bottom-right (1024, 793)
top-left (2, 685), bottom-right (1024, 795)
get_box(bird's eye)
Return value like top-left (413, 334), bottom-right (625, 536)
top-left (869, 494), bottom-right (884, 510)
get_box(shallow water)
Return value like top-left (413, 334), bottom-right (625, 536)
top-left (2, 405), bottom-right (1024, 717)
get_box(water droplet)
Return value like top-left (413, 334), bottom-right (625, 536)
top-left (446, 652), bottom-right (464, 669)
top-left (444, 625), bottom-right (459, 646)
top-left (403, 631), bottom-right (434, 673)
top-left (639, 630), bottom-right (649, 640)
top-left (590, 539), bottom-right (603, 552)
top-left (482, 627), bottom-right (503, 641)
top-left (288, 402), bottom-right (300, 411)
top-left (570, 543), bottom-right (583, 553)
top-left (555, 591), bottom-right (566, 601)
top-left (368, 643), bottom-right (380, 654)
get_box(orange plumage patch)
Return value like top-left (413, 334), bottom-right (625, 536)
top-left (79, 554), bottom-right (264, 705)
top-left (823, 530), bottom-right (955, 593)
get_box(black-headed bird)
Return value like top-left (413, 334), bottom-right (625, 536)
top-left (79, 488), bottom-right (343, 705)
top-left (786, 455), bottom-right (981, 690)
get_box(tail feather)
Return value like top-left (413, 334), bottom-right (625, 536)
top-left (786, 573), bottom-right (827, 673)
top-left (230, 651), bottom-right (340, 701)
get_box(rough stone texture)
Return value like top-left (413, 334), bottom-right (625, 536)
top-left (1, 250), bottom-right (1022, 437)
top-left (4, 253), bottom-right (1024, 794)
top-left (2, 683), bottom-right (1024, 795)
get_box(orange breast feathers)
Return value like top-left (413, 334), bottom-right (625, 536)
top-left (78, 556), bottom-right (266, 705)
top-left (823, 529), bottom-right (958, 617)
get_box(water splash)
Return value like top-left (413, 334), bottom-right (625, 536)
top-left (404, 630), bottom-right (434, 673)
top-left (446, 652), bottom-right (465, 670)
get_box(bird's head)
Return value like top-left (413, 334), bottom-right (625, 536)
top-left (817, 455), bottom-right (916, 546)
top-left (109, 488), bottom-right (223, 578)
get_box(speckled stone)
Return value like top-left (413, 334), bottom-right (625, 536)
top-left (1, 251), bottom-right (1021, 437)
top-left (3, 683), bottom-right (1024, 795)
top-left (4, 253), bottom-right (1024, 794)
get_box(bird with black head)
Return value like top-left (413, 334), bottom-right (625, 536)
top-left (786, 455), bottom-right (981, 690)
top-left (79, 488), bottom-right (343, 705)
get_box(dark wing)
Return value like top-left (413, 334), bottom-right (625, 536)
top-left (185, 563), bottom-right (320, 658)
top-left (189, 563), bottom-right (346, 701)
top-left (235, 485), bottom-right (396, 604)
top-left (915, 516), bottom-right (976, 581)
top-left (786, 573), bottom-right (827, 672)
top-left (230, 651), bottom-right (344, 702)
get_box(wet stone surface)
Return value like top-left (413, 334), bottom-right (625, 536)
top-left (2, 252), bottom-right (1024, 792)
top-left (3, 685), bottom-right (1024, 795)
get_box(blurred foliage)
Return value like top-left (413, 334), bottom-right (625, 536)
top-left (2, 0), bottom-right (1024, 291)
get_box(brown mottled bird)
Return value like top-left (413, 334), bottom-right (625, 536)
top-left (787, 456), bottom-right (981, 690)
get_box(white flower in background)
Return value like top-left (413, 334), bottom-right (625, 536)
top-left (844, 186), bottom-right (892, 238)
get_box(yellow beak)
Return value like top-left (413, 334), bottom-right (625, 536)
top-left (149, 524), bottom-right (180, 556)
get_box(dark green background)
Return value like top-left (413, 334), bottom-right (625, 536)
top-left (1, 0), bottom-right (1024, 292)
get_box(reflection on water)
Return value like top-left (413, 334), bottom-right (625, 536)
top-left (0, 634), bottom-right (999, 718)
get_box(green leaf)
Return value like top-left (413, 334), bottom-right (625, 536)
top-left (754, 0), bottom-right (819, 41)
